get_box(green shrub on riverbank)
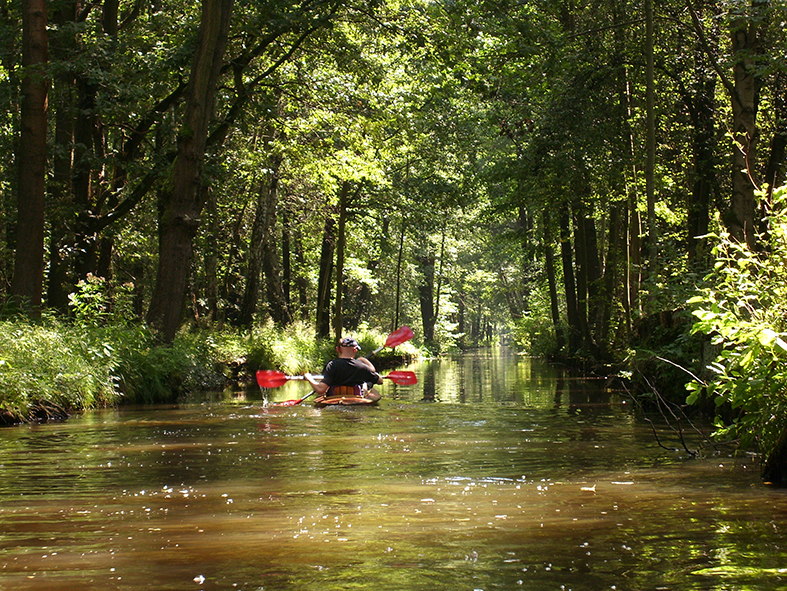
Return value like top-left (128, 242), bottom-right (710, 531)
top-left (0, 319), bottom-right (120, 422)
top-left (0, 318), bottom-right (418, 423)
top-left (688, 185), bottom-right (787, 484)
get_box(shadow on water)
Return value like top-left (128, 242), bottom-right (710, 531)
top-left (1, 347), bottom-right (787, 590)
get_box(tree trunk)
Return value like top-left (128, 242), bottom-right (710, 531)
top-left (146, 0), bottom-right (233, 342)
top-left (239, 152), bottom-right (288, 327)
top-left (558, 204), bottom-right (581, 352)
top-left (316, 215), bottom-right (335, 338)
top-left (416, 250), bottom-right (436, 346)
top-left (572, 207), bottom-right (593, 353)
top-left (687, 70), bottom-right (717, 269)
top-left (645, 0), bottom-right (657, 281)
top-left (763, 70), bottom-right (786, 203)
top-left (11, 0), bottom-right (48, 316)
top-left (333, 181), bottom-right (350, 340)
top-left (542, 210), bottom-right (565, 352)
top-left (393, 219), bottom-right (406, 331)
top-left (203, 184), bottom-right (220, 323)
top-left (292, 227), bottom-right (309, 320)
top-left (599, 203), bottom-right (622, 348)
top-left (282, 213), bottom-right (291, 311)
top-left (45, 0), bottom-right (77, 312)
top-left (727, 2), bottom-right (763, 249)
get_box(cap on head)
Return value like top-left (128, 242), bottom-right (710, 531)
top-left (338, 337), bottom-right (361, 351)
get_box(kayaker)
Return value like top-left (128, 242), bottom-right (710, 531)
top-left (303, 337), bottom-right (383, 398)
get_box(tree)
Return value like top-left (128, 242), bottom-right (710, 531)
top-left (10, 0), bottom-right (47, 316)
top-left (146, 0), bottom-right (234, 342)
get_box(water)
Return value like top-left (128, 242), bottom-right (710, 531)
top-left (1, 348), bottom-right (786, 590)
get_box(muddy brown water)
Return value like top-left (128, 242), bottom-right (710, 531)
top-left (1, 348), bottom-right (786, 590)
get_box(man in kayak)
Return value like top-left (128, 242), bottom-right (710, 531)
top-left (303, 337), bottom-right (383, 399)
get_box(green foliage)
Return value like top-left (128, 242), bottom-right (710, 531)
top-left (111, 327), bottom-right (243, 404)
top-left (0, 318), bottom-right (120, 422)
top-left (687, 185), bottom-right (787, 460)
top-left (245, 321), bottom-right (420, 373)
top-left (0, 319), bottom-right (250, 416)
top-left (246, 320), bottom-right (330, 375)
top-left (513, 315), bottom-right (557, 359)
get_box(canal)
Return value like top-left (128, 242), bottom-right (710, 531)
top-left (1, 348), bottom-right (786, 590)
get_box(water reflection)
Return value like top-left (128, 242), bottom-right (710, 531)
top-left (1, 348), bottom-right (785, 591)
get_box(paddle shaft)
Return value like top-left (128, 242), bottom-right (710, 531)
top-left (256, 369), bottom-right (417, 389)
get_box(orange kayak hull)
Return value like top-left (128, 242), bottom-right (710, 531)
top-left (314, 389), bottom-right (381, 407)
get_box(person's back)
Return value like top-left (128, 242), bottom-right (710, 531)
top-left (303, 337), bottom-right (383, 403)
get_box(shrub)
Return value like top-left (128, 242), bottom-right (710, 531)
top-left (0, 318), bottom-right (120, 422)
top-left (687, 184), bottom-right (787, 483)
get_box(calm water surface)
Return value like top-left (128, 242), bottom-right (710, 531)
top-left (1, 348), bottom-right (786, 591)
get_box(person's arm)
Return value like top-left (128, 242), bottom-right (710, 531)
top-left (303, 372), bottom-right (330, 394)
top-left (356, 356), bottom-right (383, 384)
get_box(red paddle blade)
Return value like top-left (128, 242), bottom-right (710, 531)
top-left (273, 398), bottom-right (303, 406)
top-left (385, 370), bottom-right (418, 385)
top-left (385, 325), bottom-right (414, 348)
top-left (256, 370), bottom-right (288, 388)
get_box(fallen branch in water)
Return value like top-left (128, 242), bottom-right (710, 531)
top-left (618, 358), bottom-right (718, 457)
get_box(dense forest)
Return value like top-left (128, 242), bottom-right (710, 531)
top-left (1, 0), bottom-right (787, 480)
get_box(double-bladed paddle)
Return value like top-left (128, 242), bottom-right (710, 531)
top-left (256, 369), bottom-right (418, 389)
top-left (370, 325), bottom-right (414, 356)
top-left (256, 326), bottom-right (417, 406)
top-left (256, 370), bottom-right (418, 406)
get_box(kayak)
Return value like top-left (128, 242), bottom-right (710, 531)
top-left (314, 389), bottom-right (381, 408)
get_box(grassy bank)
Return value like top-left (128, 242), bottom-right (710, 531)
top-left (0, 318), bottom-right (418, 424)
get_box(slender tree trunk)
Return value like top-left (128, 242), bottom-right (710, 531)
top-left (333, 181), bottom-right (350, 340)
top-left (282, 213), bottom-right (291, 311)
top-left (727, 2), bottom-right (763, 249)
top-left (645, 0), bottom-right (658, 281)
top-left (416, 249), bottom-right (436, 346)
top-left (558, 204), bottom-right (581, 352)
top-left (542, 210), bottom-right (565, 352)
top-left (457, 288), bottom-right (467, 349)
top-left (46, 0), bottom-right (77, 312)
top-left (239, 182), bottom-right (264, 328)
top-left (580, 206), bottom-right (603, 337)
top-left (203, 185), bottom-right (219, 323)
top-left (316, 215), bottom-right (335, 338)
top-left (434, 225), bottom-right (446, 323)
top-left (71, 77), bottom-right (101, 279)
top-left (146, 0), bottom-right (233, 342)
top-left (292, 227), bottom-right (309, 320)
top-left (599, 204), bottom-right (622, 348)
top-left (393, 219), bottom-right (406, 331)
top-left (572, 208), bottom-right (593, 352)
top-left (261, 176), bottom-right (290, 325)
top-left (687, 72), bottom-right (717, 269)
top-left (763, 71), bottom-right (786, 203)
top-left (11, 0), bottom-right (48, 316)
top-left (239, 152), bottom-right (288, 327)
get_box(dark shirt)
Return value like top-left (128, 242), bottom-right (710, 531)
top-left (322, 358), bottom-right (380, 388)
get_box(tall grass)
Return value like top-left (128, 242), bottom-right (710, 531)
top-left (0, 314), bottom-right (418, 423)
top-left (0, 319), bottom-right (119, 422)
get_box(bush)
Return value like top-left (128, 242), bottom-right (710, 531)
top-left (687, 184), bottom-right (787, 482)
top-left (0, 318), bottom-right (120, 422)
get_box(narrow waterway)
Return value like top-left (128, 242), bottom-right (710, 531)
top-left (1, 348), bottom-right (785, 591)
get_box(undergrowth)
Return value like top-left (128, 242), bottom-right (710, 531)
top-left (0, 313), bottom-right (418, 423)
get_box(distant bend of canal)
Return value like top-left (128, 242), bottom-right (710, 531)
top-left (1, 347), bottom-right (786, 591)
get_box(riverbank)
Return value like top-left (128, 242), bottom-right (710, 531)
top-left (0, 319), bottom-right (419, 424)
